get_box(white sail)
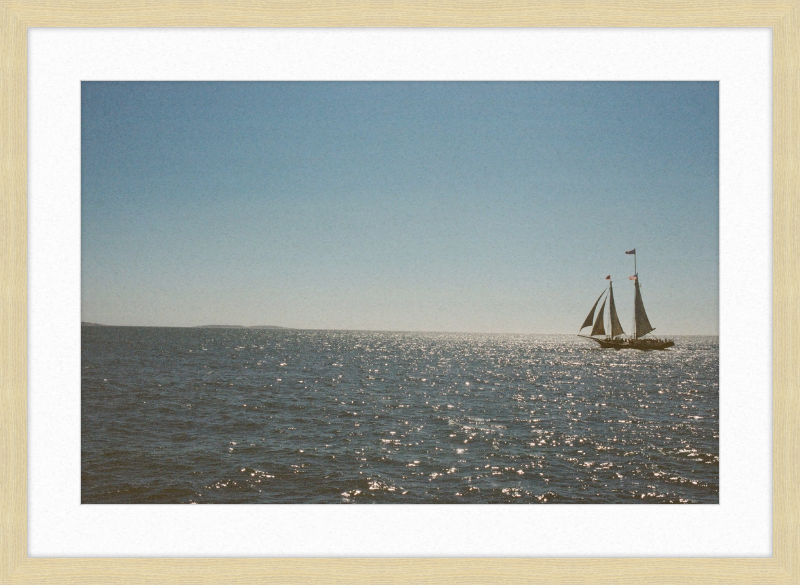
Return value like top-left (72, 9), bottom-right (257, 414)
top-left (608, 282), bottom-right (625, 337)
top-left (590, 298), bottom-right (606, 336)
top-left (581, 290), bottom-right (606, 330)
top-left (634, 279), bottom-right (655, 338)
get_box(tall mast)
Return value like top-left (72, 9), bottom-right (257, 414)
top-left (628, 248), bottom-right (637, 338)
top-left (633, 274), bottom-right (636, 338)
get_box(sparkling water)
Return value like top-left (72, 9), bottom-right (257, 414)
top-left (82, 327), bottom-right (719, 504)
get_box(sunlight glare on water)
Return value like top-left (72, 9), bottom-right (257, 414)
top-left (82, 327), bottom-right (718, 504)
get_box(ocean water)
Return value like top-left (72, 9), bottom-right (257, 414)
top-left (82, 327), bottom-right (719, 504)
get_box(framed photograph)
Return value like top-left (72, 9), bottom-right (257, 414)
top-left (2, 2), bottom-right (796, 583)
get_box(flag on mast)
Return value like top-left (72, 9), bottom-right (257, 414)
top-left (629, 275), bottom-right (637, 280)
top-left (606, 275), bottom-right (611, 280)
top-left (625, 249), bottom-right (636, 255)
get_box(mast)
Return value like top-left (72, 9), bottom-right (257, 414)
top-left (626, 248), bottom-right (638, 337)
top-left (627, 248), bottom-right (654, 338)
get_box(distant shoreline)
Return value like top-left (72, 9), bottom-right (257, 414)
top-left (81, 322), bottom-right (287, 330)
top-left (79, 323), bottom-right (719, 336)
top-left (195, 325), bottom-right (287, 330)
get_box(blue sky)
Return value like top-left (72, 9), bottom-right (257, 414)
top-left (82, 81), bottom-right (718, 334)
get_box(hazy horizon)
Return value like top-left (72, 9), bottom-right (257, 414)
top-left (82, 81), bottom-right (719, 335)
top-left (80, 321), bottom-right (719, 337)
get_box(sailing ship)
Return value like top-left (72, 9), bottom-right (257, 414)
top-left (578, 250), bottom-right (674, 350)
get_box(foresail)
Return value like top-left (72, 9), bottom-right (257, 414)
top-left (581, 290), bottom-right (606, 330)
top-left (608, 284), bottom-right (625, 337)
top-left (590, 298), bottom-right (606, 336)
top-left (634, 280), bottom-right (655, 338)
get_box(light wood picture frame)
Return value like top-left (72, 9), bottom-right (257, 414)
top-left (1, 1), bottom-right (797, 583)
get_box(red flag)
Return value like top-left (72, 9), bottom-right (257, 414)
top-left (605, 275), bottom-right (611, 280)
top-left (625, 249), bottom-right (636, 255)
top-left (629, 275), bottom-right (637, 280)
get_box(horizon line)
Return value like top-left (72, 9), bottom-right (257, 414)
top-left (80, 322), bottom-right (720, 336)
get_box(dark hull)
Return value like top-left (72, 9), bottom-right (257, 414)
top-left (580, 336), bottom-right (674, 351)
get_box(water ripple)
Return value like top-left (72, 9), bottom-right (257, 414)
top-left (82, 328), bottom-right (718, 504)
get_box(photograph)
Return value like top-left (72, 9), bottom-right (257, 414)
top-left (81, 80), bottom-right (719, 504)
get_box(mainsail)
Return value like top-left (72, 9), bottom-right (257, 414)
top-left (633, 278), bottom-right (655, 338)
top-left (581, 291), bottom-right (606, 330)
top-left (590, 298), bottom-right (607, 336)
top-left (608, 282), bottom-right (625, 337)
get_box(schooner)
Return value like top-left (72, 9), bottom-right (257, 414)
top-left (578, 249), bottom-right (675, 350)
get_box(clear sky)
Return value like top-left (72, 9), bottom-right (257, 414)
top-left (81, 81), bottom-right (718, 334)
